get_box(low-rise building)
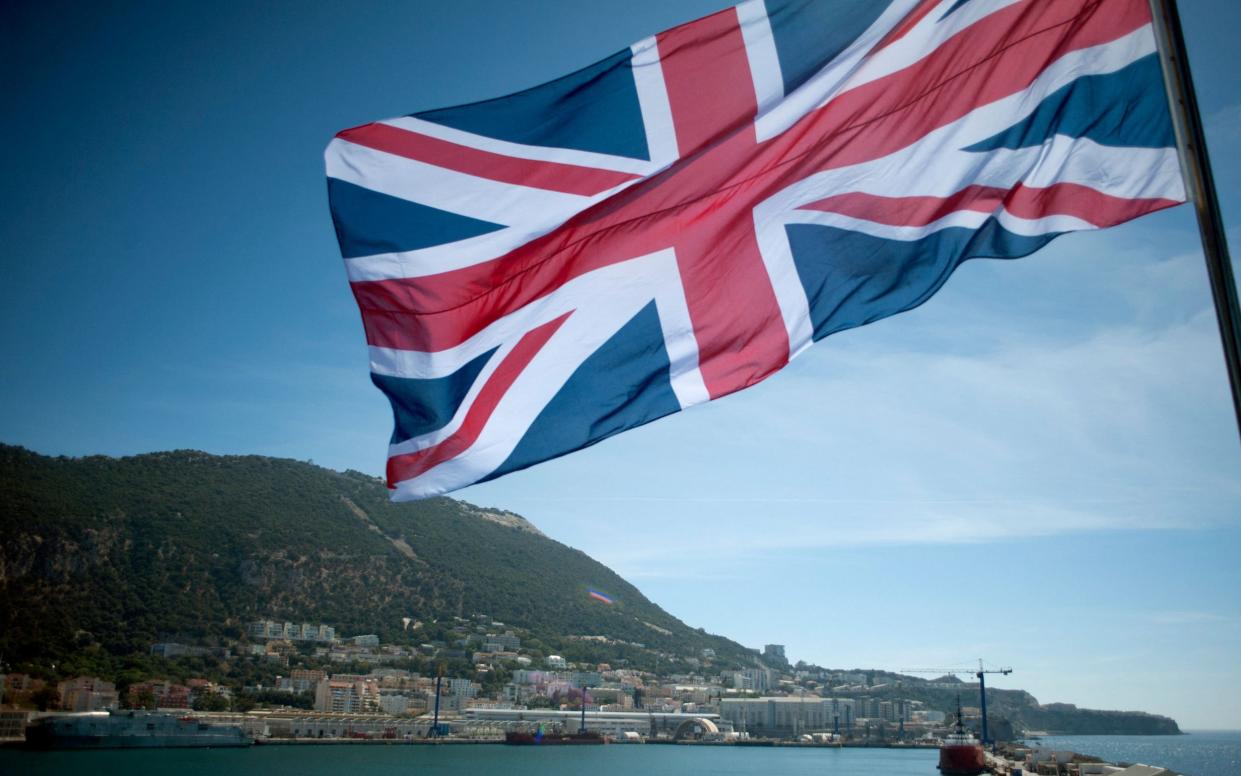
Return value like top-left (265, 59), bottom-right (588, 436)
top-left (150, 643), bottom-right (229, 659)
top-left (58, 677), bottom-right (118, 711)
top-left (277, 669), bottom-right (327, 694)
top-left (464, 708), bottom-right (722, 738)
top-left (267, 714), bottom-right (425, 740)
top-left (377, 692), bottom-right (413, 716)
top-left (484, 631), bottom-right (521, 652)
top-left (128, 680), bottom-right (191, 709)
top-left (0, 711), bottom-right (29, 742)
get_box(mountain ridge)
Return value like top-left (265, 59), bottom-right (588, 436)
top-left (0, 443), bottom-right (752, 671)
top-left (0, 444), bottom-right (1181, 735)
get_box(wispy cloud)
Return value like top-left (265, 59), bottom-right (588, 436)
top-left (481, 242), bottom-right (1241, 575)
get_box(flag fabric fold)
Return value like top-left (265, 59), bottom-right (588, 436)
top-left (326, 0), bottom-right (1186, 500)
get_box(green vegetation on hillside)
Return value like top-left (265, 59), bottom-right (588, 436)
top-left (0, 445), bottom-right (753, 673)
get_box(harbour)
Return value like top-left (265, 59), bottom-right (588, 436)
top-left (3, 0), bottom-right (1239, 774)
top-left (6, 735), bottom-right (1240, 776)
top-left (0, 741), bottom-right (940, 776)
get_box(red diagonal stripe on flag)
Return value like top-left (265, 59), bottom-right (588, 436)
top-left (803, 183), bottom-right (1181, 228)
top-left (776, 0), bottom-right (1151, 170)
top-left (386, 312), bottom-right (571, 485)
top-left (353, 0), bottom-right (1152, 356)
top-left (338, 123), bottom-right (641, 197)
top-left (872, 0), bottom-right (945, 53)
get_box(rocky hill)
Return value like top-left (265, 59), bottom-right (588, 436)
top-left (1, 445), bottom-right (1182, 734)
top-left (817, 671), bottom-right (1180, 736)
top-left (0, 444), bottom-right (753, 671)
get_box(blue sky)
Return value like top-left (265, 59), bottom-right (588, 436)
top-left (3, 0), bottom-right (1239, 729)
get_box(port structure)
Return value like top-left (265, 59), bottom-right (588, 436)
top-left (900, 659), bottom-right (1013, 746)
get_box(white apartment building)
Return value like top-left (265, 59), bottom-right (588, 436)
top-left (720, 697), bottom-right (856, 735)
top-left (732, 667), bottom-right (774, 693)
top-left (248, 620), bottom-right (336, 643)
top-left (314, 677), bottom-right (380, 713)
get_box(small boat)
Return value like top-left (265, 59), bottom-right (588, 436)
top-left (939, 697), bottom-right (986, 775)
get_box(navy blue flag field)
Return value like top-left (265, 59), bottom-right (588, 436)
top-left (326, 0), bottom-right (1186, 500)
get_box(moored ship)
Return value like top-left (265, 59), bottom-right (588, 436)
top-left (25, 710), bottom-right (252, 749)
top-left (504, 725), bottom-right (606, 745)
top-left (938, 698), bottom-right (986, 775)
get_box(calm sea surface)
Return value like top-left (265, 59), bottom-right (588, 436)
top-left (4, 734), bottom-right (1239, 776)
top-left (0, 743), bottom-right (937, 776)
top-left (1032, 730), bottom-right (1241, 776)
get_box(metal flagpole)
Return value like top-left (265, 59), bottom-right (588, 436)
top-left (1149, 0), bottom-right (1241, 439)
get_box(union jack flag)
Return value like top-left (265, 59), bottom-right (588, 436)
top-left (326, 0), bottom-right (1186, 500)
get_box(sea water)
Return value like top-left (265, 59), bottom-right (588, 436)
top-left (6, 733), bottom-right (1239, 776)
top-left (1, 743), bottom-right (936, 776)
top-left (1032, 730), bottom-right (1241, 776)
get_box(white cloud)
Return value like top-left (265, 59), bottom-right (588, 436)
top-left (462, 220), bottom-right (1241, 600)
top-left (495, 287), bottom-right (1241, 578)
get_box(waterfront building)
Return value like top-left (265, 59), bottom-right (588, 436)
top-left (377, 692), bottom-right (410, 715)
top-left (720, 696), bottom-right (856, 737)
top-left (277, 669), bottom-right (327, 694)
top-left (3, 674), bottom-right (41, 694)
top-left (313, 677), bottom-right (380, 713)
top-left (879, 700), bottom-right (895, 722)
top-left (445, 677), bottom-right (479, 699)
top-left (463, 708), bottom-right (722, 738)
top-left (266, 714), bottom-right (425, 740)
top-left (58, 676), bottom-right (118, 711)
top-left (0, 711), bottom-right (28, 742)
top-left (127, 679), bottom-right (191, 709)
top-left (502, 683), bottom-right (540, 704)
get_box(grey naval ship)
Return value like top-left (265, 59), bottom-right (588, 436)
top-left (25, 710), bottom-right (252, 749)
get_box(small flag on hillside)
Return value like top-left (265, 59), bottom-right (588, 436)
top-left (588, 589), bottom-right (615, 605)
top-left (327, 0), bottom-right (1187, 500)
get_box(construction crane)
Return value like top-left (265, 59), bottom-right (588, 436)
top-left (900, 659), bottom-right (1013, 746)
